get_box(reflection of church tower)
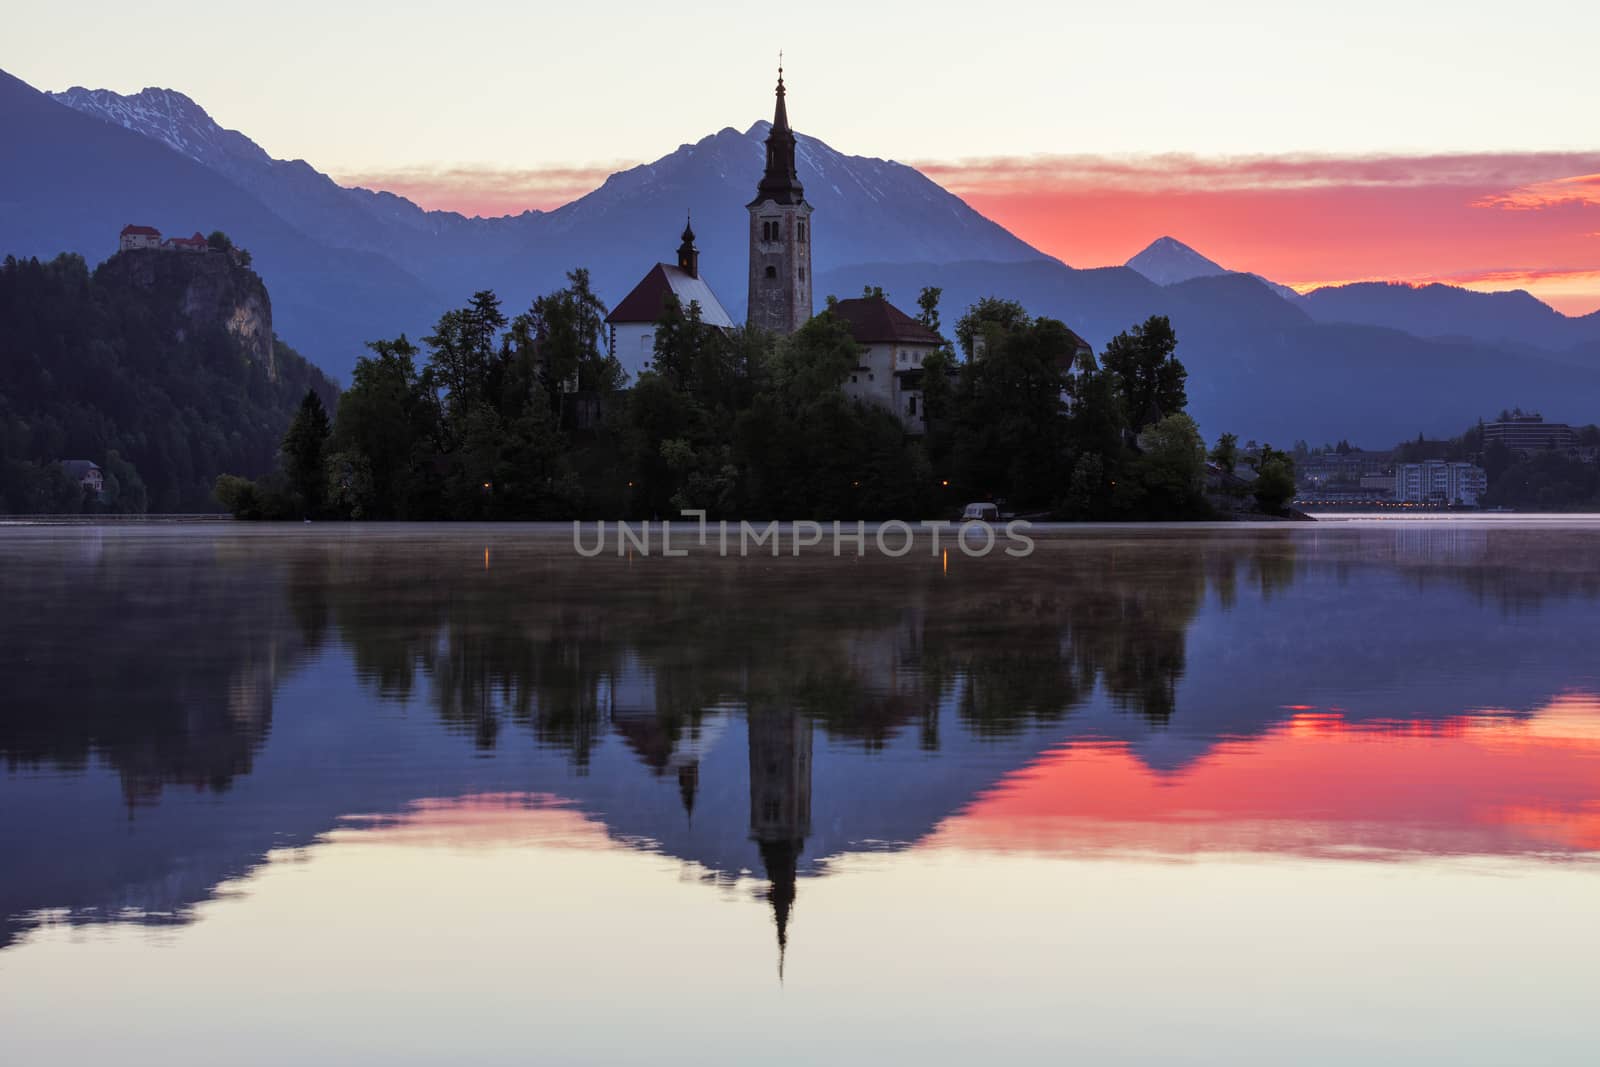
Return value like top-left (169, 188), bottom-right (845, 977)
top-left (746, 65), bottom-right (813, 335)
top-left (748, 706), bottom-right (813, 977)
top-left (676, 760), bottom-right (699, 821)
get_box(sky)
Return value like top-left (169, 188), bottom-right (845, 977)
top-left (10, 0), bottom-right (1600, 311)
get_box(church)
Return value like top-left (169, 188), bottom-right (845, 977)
top-left (607, 67), bottom-right (944, 433)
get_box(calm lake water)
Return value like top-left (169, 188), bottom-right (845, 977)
top-left (2, 520), bottom-right (1598, 1064)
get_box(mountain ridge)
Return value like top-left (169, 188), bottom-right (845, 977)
top-left (16, 68), bottom-right (1600, 443)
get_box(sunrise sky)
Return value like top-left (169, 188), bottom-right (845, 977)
top-left (11, 0), bottom-right (1600, 311)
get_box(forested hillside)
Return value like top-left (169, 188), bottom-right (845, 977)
top-left (0, 250), bottom-right (336, 512)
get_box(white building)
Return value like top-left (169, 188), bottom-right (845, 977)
top-left (60, 460), bottom-right (104, 499)
top-left (1394, 461), bottom-right (1487, 506)
top-left (605, 219), bottom-right (734, 383)
top-left (119, 224), bottom-right (162, 251)
top-left (833, 294), bottom-right (945, 434)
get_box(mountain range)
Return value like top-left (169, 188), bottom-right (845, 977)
top-left (7, 67), bottom-right (1600, 444)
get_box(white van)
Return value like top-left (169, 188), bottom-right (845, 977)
top-left (961, 502), bottom-right (1001, 522)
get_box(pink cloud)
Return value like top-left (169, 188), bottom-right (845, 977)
top-left (331, 162), bottom-right (631, 217)
top-left (911, 151), bottom-right (1600, 316)
top-left (915, 152), bottom-right (1600, 197)
top-left (1474, 173), bottom-right (1600, 211)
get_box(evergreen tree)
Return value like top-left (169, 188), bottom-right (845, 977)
top-left (281, 390), bottom-right (331, 515)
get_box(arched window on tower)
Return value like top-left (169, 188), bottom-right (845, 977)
top-left (797, 221), bottom-right (806, 243)
top-left (765, 265), bottom-right (777, 279)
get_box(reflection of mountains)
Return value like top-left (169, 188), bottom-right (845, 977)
top-left (3, 523), bottom-right (1599, 951)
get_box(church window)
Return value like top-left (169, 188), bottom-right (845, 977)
top-left (798, 267), bottom-right (805, 281)
top-left (765, 265), bottom-right (777, 279)
top-left (798, 221), bottom-right (806, 242)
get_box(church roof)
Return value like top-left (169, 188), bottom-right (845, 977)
top-left (606, 263), bottom-right (735, 329)
top-left (830, 296), bottom-right (944, 346)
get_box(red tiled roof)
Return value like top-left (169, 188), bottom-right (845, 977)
top-left (606, 263), bottom-right (734, 329)
top-left (167, 232), bottom-right (208, 247)
top-left (121, 224), bottom-right (161, 236)
top-left (830, 296), bottom-right (944, 346)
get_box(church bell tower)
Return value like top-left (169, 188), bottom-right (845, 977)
top-left (746, 65), bottom-right (813, 335)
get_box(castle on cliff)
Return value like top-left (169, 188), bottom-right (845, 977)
top-left (119, 224), bottom-right (211, 253)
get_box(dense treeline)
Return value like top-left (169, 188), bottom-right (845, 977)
top-left (0, 252), bottom-right (335, 513)
top-left (219, 271), bottom-right (1290, 520)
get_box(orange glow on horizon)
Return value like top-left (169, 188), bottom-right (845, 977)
top-left (339, 150), bottom-right (1600, 314)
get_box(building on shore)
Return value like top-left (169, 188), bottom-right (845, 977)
top-left (1394, 460), bottom-right (1486, 506)
top-left (1482, 413), bottom-right (1577, 456)
top-left (60, 460), bottom-right (105, 500)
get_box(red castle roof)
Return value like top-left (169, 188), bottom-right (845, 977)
top-left (121, 224), bottom-right (161, 236)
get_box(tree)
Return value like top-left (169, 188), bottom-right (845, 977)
top-left (1124, 413), bottom-right (1209, 519)
top-left (425, 290), bottom-right (507, 420)
top-left (101, 449), bottom-right (148, 514)
top-left (1100, 315), bottom-right (1187, 432)
top-left (916, 286), bottom-right (943, 333)
top-left (206, 230), bottom-right (251, 266)
top-left (281, 389), bottom-right (331, 515)
top-left (329, 337), bottom-right (439, 517)
top-left (517, 269), bottom-right (622, 419)
top-left (949, 316), bottom-right (1073, 510)
top-left (1210, 432), bottom-right (1239, 472)
top-left (955, 296), bottom-right (1030, 360)
top-left (1249, 444), bottom-right (1298, 514)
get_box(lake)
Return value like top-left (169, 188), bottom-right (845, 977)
top-left (1, 520), bottom-right (1598, 1064)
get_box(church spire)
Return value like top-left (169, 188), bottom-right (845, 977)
top-left (773, 58), bottom-right (790, 133)
top-left (676, 211), bottom-right (699, 278)
top-left (751, 62), bottom-right (804, 207)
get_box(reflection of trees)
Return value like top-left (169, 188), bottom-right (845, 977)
top-left (0, 528), bottom-right (1310, 803)
top-left (303, 535), bottom-right (1238, 759)
top-left (0, 534), bottom-right (303, 803)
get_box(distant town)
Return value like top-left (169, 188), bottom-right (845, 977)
top-left (1287, 412), bottom-right (1600, 511)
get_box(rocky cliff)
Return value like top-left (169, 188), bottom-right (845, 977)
top-left (96, 247), bottom-right (276, 379)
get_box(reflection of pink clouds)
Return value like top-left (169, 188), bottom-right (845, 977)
top-left (336, 792), bottom-right (613, 849)
top-left (932, 695), bottom-right (1600, 863)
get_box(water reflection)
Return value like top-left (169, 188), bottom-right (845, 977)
top-left (1, 522), bottom-right (1598, 963)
